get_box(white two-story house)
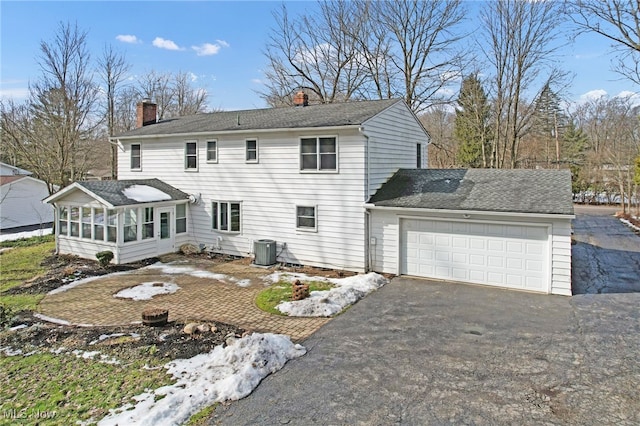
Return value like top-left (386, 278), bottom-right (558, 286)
top-left (46, 95), bottom-right (574, 295)
top-left (46, 96), bottom-right (428, 271)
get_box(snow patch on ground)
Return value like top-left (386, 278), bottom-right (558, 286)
top-left (620, 217), bottom-right (640, 233)
top-left (48, 273), bottom-right (129, 295)
top-left (33, 313), bottom-right (71, 325)
top-left (89, 333), bottom-right (140, 346)
top-left (98, 333), bottom-right (306, 426)
top-left (0, 227), bottom-right (53, 242)
top-left (275, 272), bottom-right (388, 317)
top-left (146, 262), bottom-right (252, 287)
top-left (114, 281), bottom-right (180, 301)
top-left (71, 349), bottom-right (120, 365)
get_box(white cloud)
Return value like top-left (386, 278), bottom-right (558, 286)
top-left (251, 78), bottom-right (264, 85)
top-left (0, 87), bottom-right (30, 101)
top-left (579, 89), bottom-right (608, 102)
top-left (192, 43), bottom-right (221, 56)
top-left (153, 37), bottom-right (182, 51)
top-left (216, 39), bottom-right (230, 48)
top-left (189, 72), bottom-right (198, 82)
top-left (116, 34), bottom-right (140, 44)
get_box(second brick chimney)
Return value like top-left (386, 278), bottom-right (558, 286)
top-left (293, 90), bottom-right (309, 107)
top-left (136, 100), bottom-right (157, 128)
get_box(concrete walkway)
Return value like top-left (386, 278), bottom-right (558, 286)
top-left (38, 258), bottom-right (329, 342)
top-left (212, 277), bottom-right (640, 425)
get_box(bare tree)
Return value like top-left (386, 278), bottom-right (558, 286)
top-left (479, 0), bottom-right (567, 168)
top-left (1, 22), bottom-right (100, 191)
top-left (371, 0), bottom-right (467, 113)
top-left (568, 0), bottom-right (640, 86)
top-left (262, 2), bottom-right (368, 106)
top-left (97, 45), bottom-right (130, 178)
top-left (421, 106), bottom-right (457, 168)
top-left (572, 94), bottom-right (640, 212)
top-left (173, 71), bottom-right (208, 116)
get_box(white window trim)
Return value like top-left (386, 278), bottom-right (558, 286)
top-left (184, 140), bottom-right (199, 171)
top-left (296, 205), bottom-right (318, 232)
top-left (299, 135), bottom-right (338, 173)
top-left (206, 140), bottom-right (218, 164)
top-left (212, 201), bottom-right (242, 233)
top-left (245, 138), bottom-right (259, 163)
top-left (131, 143), bottom-right (142, 171)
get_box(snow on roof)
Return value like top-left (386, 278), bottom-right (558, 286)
top-left (98, 333), bottom-right (306, 426)
top-left (122, 185), bottom-right (172, 203)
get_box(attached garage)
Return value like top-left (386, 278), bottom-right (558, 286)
top-left (367, 169), bottom-right (574, 295)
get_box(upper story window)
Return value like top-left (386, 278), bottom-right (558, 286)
top-left (131, 144), bottom-right (141, 170)
top-left (206, 140), bottom-right (218, 163)
top-left (246, 139), bottom-right (258, 163)
top-left (185, 141), bottom-right (198, 170)
top-left (300, 137), bottom-right (337, 171)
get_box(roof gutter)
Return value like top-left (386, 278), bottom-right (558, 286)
top-left (363, 203), bottom-right (575, 220)
top-left (110, 124), bottom-right (363, 142)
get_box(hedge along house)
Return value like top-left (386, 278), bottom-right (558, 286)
top-left (44, 179), bottom-right (190, 264)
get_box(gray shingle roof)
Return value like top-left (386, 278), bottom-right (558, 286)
top-left (369, 169), bottom-right (574, 215)
top-left (77, 179), bottom-right (189, 206)
top-left (116, 99), bottom-right (402, 137)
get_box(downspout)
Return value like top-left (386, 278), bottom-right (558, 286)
top-left (359, 126), bottom-right (372, 272)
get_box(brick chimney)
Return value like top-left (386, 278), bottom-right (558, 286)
top-left (293, 90), bottom-right (309, 107)
top-left (136, 100), bottom-right (157, 128)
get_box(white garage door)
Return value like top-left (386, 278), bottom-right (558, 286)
top-left (401, 219), bottom-right (550, 292)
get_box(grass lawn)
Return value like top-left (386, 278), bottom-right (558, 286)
top-left (0, 353), bottom-right (173, 425)
top-left (255, 279), bottom-right (334, 315)
top-left (0, 236), bottom-right (182, 425)
top-left (0, 236), bottom-right (55, 312)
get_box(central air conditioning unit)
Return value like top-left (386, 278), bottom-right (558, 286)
top-left (254, 239), bottom-right (277, 266)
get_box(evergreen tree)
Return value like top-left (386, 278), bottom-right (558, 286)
top-left (453, 74), bottom-right (491, 167)
top-left (532, 82), bottom-right (567, 166)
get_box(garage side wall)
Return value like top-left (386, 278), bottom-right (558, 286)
top-left (369, 209), bottom-right (573, 295)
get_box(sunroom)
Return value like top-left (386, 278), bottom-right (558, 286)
top-left (44, 179), bottom-right (190, 264)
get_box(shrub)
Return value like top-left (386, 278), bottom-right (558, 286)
top-left (0, 304), bottom-right (15, 328)
top-left (96, 250), bottom-right (114, 268)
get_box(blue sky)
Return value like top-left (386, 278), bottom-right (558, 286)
top-left (1, 1), bottom-right (637, 112)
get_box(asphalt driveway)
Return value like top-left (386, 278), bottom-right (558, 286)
top-left (213, 279), bottom-right (640, 425)
top-left (572, 204), bottom-right (640, 294)
top-left (211, 206), bottom-right (640, 425)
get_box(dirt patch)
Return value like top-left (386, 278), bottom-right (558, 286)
top-left (2, 311), bottom-right (244, 361)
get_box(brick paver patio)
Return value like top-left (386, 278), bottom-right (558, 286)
top-left (38, 258), bottom-right (330, 342)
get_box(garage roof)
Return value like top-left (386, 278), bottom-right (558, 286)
top-left (368, 169), bottom-right (574, 215)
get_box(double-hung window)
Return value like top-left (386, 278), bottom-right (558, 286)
top-left (94, 208), bottom-right (105, 241)
top-left (296, 206), bottom-right (317, 231)
top-left (206, 140), bottom-right (217, 163)
top-left (69, 207), bottom-right (80, 237)
top-left (176, 204), bottom-right (187, 234)
top-left (212, 201), bottom-right (241, 232)
top-left (131, 144), bottom-right (141, 170)
top-left (81, 207), bottom-right (92, 239)
top-left (246, 139), bottom-right (258, 163)
top-left (185, 141), bottom-right (198, 170)
top-left (58, 206), bottom-right (69, 236)
top-left (142, 207), bottom-right (154, 239)
top-left (300, 137), bottom-right (337, 171)
top-left (124, 208), bottom-right (138, 242)
top-left (107, 209), bottom-right (117, 242)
